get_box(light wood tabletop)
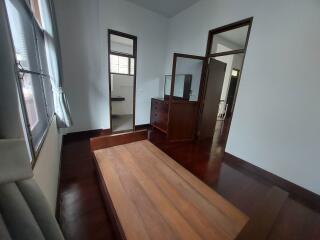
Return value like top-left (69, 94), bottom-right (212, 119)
top-left (94, 140), bottom-right (248, 240)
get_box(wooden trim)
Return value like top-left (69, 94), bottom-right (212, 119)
top-left (208, 49), bottom-right (245, 58)
top-left (171, 100), bottom-right (199, 105)
top-left (174, 53), bottom-right (206, 60)
top-left (151, 124), bottom-right (168, 134)
top-left (224, 152), bottom-right (320, 210)
top-left (63, 129), bottom-right (103, 139)
top-left (132, 32), bottom-right (137, 132)
top-left (108, 29), bottom-right (137, 40)
top-left (100, 128), bottom-right (112, 135)
top-left (135, 123), bottom-right (150, 130)
top-left (167, 53), bottom-right (177, 139)
top-left (208, 17), bottom-right (253, 36)
top-left (235, 186), bottom-right (288, 240)
top-left (108, 29), bottom-right (137, 133)
top-left (90, 130), bottom-right (148, 151)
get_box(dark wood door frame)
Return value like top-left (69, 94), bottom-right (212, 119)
top-left (107, 29), bottom-right (137, 133)
top-left (196, 17), bottom-right (253, 140)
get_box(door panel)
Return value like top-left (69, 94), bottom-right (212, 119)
top-left (199, 59), bottom-right (226, 139)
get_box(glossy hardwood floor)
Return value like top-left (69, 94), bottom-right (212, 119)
top-left (58, 122), bottom-right (320, 240)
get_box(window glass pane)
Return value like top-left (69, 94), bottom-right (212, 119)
top-left (110, 34), bottom-right (133, 55)
top-left (5, 0), bottom-right (41, 72)
top-left (130, 58), bottom-right (135, 75)
top-left (211, 25), bottom-right (249, 54)
top-left (21, 73), bottom-right (49, 150)
top-left (110, 54), bottom-right (119, 73)
top-left (38, 0), bottom-right (54, 35)
top-left (164, 75), bottom-right (171, 96)
top-left (21, 75), bottom-right (39, 130)
top-left (42, 76), bottom-right (54, 119)
top-left (118, 56), bottom-right (128, 74)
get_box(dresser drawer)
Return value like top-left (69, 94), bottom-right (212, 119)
top-left (150, 98), bottom-right (168, 132)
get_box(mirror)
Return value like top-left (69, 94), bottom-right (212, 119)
top-left (173, 57), bottom-right (204, 102)
top-left (164, 75), bottom-right (192, 100)
top-left (211, 25), bottom-right (249, 54)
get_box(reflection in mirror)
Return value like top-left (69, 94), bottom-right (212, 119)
top-left (164, 75), bottom-right (171, 97)
top-left (211, 25), bottom-right (249, 54)
top-left (164, 75), bottom-right (192, 100)
top-left (173, 57), bottom-right (203, 101)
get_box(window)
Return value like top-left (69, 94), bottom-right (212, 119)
top-left (110, 54), bottom-right (135, 75)
top-left (130, 58), bottom-right (135, 75)
top-left (5, 0), bottom-right (54, 156)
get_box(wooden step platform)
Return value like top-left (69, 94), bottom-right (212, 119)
top-left (92, 135), bottom-right (248, 240)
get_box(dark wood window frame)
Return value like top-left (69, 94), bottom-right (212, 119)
top-left (107, 29), bottom-right (137, 132)
top-left (4, 0), bottom-right (56, 167)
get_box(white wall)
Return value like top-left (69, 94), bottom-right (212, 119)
top-left (54, 0), bottom-right (169, 133)
top-left (33, 117), bottom-right (61, 213)
top-left (166, 0), bottom-right (320, 194)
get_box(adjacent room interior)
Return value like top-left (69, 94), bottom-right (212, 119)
top-left (1, 0), bottom-right (320, 239)
top-left (108, 30), bottom-right (136, 133)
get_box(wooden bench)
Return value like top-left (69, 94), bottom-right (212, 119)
top-left (91, 131), bottom-right (248, 240)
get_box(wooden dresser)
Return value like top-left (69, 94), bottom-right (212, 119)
top-left (150, 98), bottom-right (199, 141)
top-left (150, 98), bottom-right (169, 133)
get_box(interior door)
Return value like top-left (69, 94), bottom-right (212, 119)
top-left (198, 59), bottom-right (226, 139)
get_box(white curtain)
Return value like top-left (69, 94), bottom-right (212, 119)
top-left (40, 0), bottom-right (72, 128)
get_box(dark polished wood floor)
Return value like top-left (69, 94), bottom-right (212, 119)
top-left (58, 121), bottom-right (320, 240)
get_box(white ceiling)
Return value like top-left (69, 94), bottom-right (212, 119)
top-left (124, 0), bottom-right (200, 18)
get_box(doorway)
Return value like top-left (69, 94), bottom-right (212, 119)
top-left (198, 18), bottom-right (253, 141)
top-left (108, 30), bottom-right (137, 133)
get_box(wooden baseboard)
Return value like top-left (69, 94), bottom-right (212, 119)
top-left (135, 124), bottom-right (151, 130)
top-left (224, 152), bottom-right (320, 210)
top-left (90, 130), bottom-right (148, 151)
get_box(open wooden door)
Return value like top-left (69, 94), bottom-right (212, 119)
top-left (198, 59), bottom-right (226, 140)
